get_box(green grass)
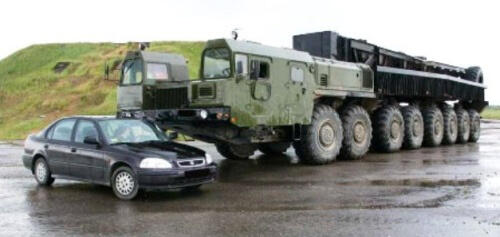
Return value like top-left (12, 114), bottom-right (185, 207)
top-left (481, 106), bottom-right (500, 120)
top-left (0, 41), bottom-right (204, 140)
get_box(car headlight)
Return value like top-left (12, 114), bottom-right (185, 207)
top-left (140, 158), bottom-right (172, 169)
top-left (200, 110), bottom-right (208, 119)
top-left (205, 153), bottom-right (213, 164)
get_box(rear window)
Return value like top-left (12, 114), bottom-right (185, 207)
top-left (47, 119), bottom-right (76, 142)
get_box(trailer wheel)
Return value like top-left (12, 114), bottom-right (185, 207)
top-left (372, 105), bottom-right (404, 152)
top-left (455, 108), bottom-right (470, 144)
top-left (258, 142), bottom-right (291, 155)
top-left (339, 105), bottom-right (372, 160)
top-left (293, 104), bottom-right (343, 165)
top-left (216, 143), bottom-right (256, 160)
top-left (465, 66), bottom-right (483, 83)
top-left (402, 106), bottom-right (424, 149)
top-left (468, 109), bottom-right (480, 143)
top-left (441, 106), bottom-right (458, 145)
top-left (423, 106), bottom-right (444, 147)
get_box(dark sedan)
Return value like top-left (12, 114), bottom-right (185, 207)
top-left (22, 116), bottom-right (217, 200)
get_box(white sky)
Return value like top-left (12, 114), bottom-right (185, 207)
top-left (1, 0), bottom-right (499, 104)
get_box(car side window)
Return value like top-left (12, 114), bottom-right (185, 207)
top-left (74, 120), bottom-right (99, 143)
top-left (48, 119), bottom-right (76, 142)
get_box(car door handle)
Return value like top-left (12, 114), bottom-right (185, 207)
top-left (44, 144), bottom-right (49, 149)
top-left (71, 148), bottom-right (77, 153)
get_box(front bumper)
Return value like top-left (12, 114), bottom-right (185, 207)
top-left (22, 154), bottom-right (33, 171)
top-left (156, 107), bottom-right (230, 122)
top-left (137, 165), bottom-right (217, 189)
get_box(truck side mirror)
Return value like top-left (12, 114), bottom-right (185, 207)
top-left (250, 60), bottom-right (260, 80)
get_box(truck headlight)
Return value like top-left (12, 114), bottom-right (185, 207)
top-left (140, 158), bottom-right (172, 169)
top-left (200, 110), bottom-right (208, 119)
top-left (205, 153), bottom-right (213, 164)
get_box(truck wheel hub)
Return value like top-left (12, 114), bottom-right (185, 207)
top-left (434, 119), bottom-right (443, 136)
top-left (413, 118), bottom-right (423, 137)
top-left (319, 122), bottom-right (335, 148)
top-left (390, 120), bottom-right (401, 139)
top-left (353, 121), bottom-right (366, 143)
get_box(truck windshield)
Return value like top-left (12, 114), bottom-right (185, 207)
top-left (121, 59), bottom-right (143, 85)
top-left (99, 119), bottom-right (167, 145)
top-left (203, 48), bottom-right (231, 79)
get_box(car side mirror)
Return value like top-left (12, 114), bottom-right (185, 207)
top-left (84, 136), bottom-right (100, 146)
top-left (250, 60), bottom-right (260, 80)
top-left (167, 131), bottom-right (178, 140)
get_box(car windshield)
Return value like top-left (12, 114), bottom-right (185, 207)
top-left (203, 48), bottom-right (231, 79)
top-left (98, 119), bottom-right (166, 145)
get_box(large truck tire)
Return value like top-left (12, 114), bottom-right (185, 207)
top-left (441, 106), bottom-right (458, 145)
top-left (293, 104), bottom-right (343, 165)
top-left (465, 66), bottom-right (483, 83)
top-left (258, 142), bottom-right (291, 155)
top-left (339, 105), bottom-right (372, 160)
top-left (372, 105), bottom-right (404, 152)
top-left (423, 106), bottom-right (444, 147)
top-left (402, 106), bottom-right (424, 149)
top-left (468, 109), bottom-right (481, 143)
top-left (216, 143), bottom-right (257, 160)
top-left (455, 108), bottom-right (470, 144)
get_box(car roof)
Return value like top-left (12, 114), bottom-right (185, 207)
top-left (58, 115), bottom-right (135, 121)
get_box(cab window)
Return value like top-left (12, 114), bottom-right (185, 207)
top-left (74, 120), bottom-right (99, 143)
top-left (121, 59), bottom-right (143, 85)
top-left (47, 119), bottom-right (76, 142)
top-left (291, 66), bottom-right (304, 82)
top-left (235, 54), bottom-right (248, 75)
top-left (203, 48), bottom-right (231, 79)
top-left (147, 63), bottom-right (168, 80)
top-left (250, 60), bottom-right (270, 80)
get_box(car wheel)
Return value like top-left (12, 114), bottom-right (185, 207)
top-left (34, 158), bottom-right (55, 186)
top-left (111, 166), bottom-right (139, 200)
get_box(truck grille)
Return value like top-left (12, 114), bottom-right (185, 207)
top-left (320, 74), bottom-right (328, 86)
top-left (199, 86), bottom-right (214, 98)
top-left (156, 87), bottom-right (188, 109)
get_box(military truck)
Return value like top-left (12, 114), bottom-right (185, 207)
top-left (117, 32), bottom-right (487, 165)
top-left (115, 50), bottom-right (190, 119)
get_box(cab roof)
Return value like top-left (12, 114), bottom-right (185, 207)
top-left (205, 38), bottom-right (314, 63)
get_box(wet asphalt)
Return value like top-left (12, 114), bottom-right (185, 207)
top-left (1, 121), bottom-right (500, 236)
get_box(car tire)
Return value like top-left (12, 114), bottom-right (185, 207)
top-left (441, 105), bottom-right (458, 145)
top-left (402, 106), bottom-right (424, 149)
top-left (111, 166), bottom-right (139, 200)
top-left (372, 105), bottom-right (404, 152)
top-left (293, 104), bottom-right (343, 165)
top-left (468, 109), bottom-right (481, 143)
top-left (258, 142), bottom-right (291, 155)
top-left (34, 158), bottom-right (55, 186)
top-left (216, 143), bottom-right (256, 160)
top-left (456, 108), bottom-right (471, 144)
top-left (423, 105), bottom-right (444, 147)
top-left (339, 105), bottom-right (372, 160)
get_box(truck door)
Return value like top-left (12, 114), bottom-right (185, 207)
top-left (284, 62), bottom-right (309, 125)
top-left (248, 56), bottom-right (273, 124)
top-left (117, 59), bottom-right (144, 112)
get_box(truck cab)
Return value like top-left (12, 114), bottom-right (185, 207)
top-left (117, 51), bottom-right (189, 118)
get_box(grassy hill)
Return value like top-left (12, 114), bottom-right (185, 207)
top-left (0, 41), bottom-right (204, 139)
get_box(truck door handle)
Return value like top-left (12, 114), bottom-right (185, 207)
top-left (71, 148), bottom-right (77, 153)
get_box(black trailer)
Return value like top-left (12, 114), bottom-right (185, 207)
top-left (293, 31), bottom-right (487, 112)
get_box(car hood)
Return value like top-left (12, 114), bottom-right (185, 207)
top-left (112, 141), bottom-right (205, 160)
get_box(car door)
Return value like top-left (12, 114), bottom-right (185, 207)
top-left (44, 119), bottom-right (77, 176)
top-left (70, 119), bottom-right (107, 182)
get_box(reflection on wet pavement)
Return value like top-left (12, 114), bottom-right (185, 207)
top-left (0, 122), bottom-right (500, 236)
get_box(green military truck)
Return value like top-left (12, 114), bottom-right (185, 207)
top-left (116, 32), bottom-right (487, 165)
